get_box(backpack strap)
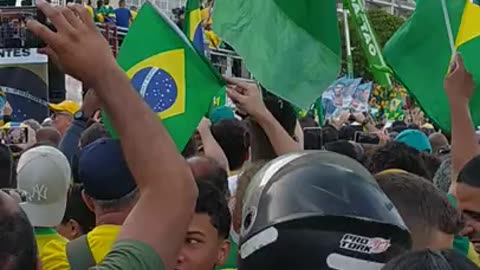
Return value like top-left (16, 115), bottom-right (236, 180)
top-left (66, 234), bottom-right (96, 270)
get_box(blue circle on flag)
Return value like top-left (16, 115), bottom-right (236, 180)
top-left (131, 67), bottom-right (178, 113)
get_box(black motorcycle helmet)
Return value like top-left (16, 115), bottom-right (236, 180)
top-left (239, 151), bottom-right (411, 270)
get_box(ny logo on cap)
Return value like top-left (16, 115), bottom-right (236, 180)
top-left (28, 184), bottom-right (48, 202)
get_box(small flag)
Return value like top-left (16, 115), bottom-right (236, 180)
top-left (384, 0), bottom-right (480, 132)
top-left (103, 1), bottom-right (224, 150)
top-left (184, 0), bottom-right (205, 53)
top-left (212, 0), bottom-right (341, 109)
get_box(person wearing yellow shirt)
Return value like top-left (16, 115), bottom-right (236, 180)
top-left (129, 5), bottom-right (137, 24)
top-left (42, 139), bottom-right (139, 270)
top-left (16, 146), bottom-right (71, 258)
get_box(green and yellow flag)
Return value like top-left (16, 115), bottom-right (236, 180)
top-left (212, 0), bottom-right (341, 109)
top-left (384, 0), bottom-right (480, 132)
top-left (104, 1), bottom-right (224, 150)
top-left (184, 0), bottom-right (205, 52)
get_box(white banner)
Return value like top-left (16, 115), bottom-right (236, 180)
top-left (0, 48), bottom-right (48, 65)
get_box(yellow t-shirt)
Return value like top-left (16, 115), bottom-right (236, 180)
top-left (205, 30), bottom-right (221, 48)
top-left (35, 228), bottom-right (68, 259)
top-left (42, 224), bottom-right (121, 270)
top-left (131, 10), bottom-right (137, 20)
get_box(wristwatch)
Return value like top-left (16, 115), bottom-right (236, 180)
top-left (74, 111), bottom-right (90, 122)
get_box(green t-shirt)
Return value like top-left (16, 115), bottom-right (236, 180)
top-left (90, 240), bottom-right (165, 270)
top-left (216, 233), bottom-right (238, 270)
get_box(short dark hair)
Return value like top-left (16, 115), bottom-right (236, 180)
top-left (321, 124), bottom-right (339, 144)
top-left (211, 119), bottom-right (248, 171)
top-left (248, 94), bottom-right (297, 161)
top-left (458, 155), bottom-right (480, 188)
top-left (382, 249), bottom-right (478, 270)
top-left (0, 197), bottom-right (37, 270)
top-left (338, 125), bottom-right (355, 141)
top-left (370, 142), bottom-right (430, 179)
top-left (188, 156), bottom-right (229, 197)
top-left (182, 136), bottom-right (197, 159)
top-left (61, 184), bottom-right (95, 234)
top-left (195, 181), bottom-right (231, 239)
top-left (35, 127), bottom-right (61, 147)
top-left (79, 123), bottom-right (109, 149)
top-left (0, 144), bottom-right (14, 189)
top-left (324, 140), bottom-right (359, 161)
top-left (420, 153), bottom-right (441, 181)
top-left (376, 173), bottom-right (462, 248)
top-left (263, 93), bottom-right (297, 137)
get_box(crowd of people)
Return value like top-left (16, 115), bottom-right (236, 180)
top-left (1, 1), bottom-right (480, 270)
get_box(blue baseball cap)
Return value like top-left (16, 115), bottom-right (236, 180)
top-left (395, 129), bottom-right (432, 153)
top-left (79, 138), bottom-right (136, 200)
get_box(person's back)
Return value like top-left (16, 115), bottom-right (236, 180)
top-left (114, 0), bottom-right (131, 28)
top-left (382, 249), bottom-right (479, 270)
top-left (16, 146), bottom-right (71, 258)
top-left (42, 139), bottom-right (138, 270)
top-left (375, 172), bottom-right (462, 250)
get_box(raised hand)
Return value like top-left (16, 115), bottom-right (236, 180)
top-left (27, 0), bottom-right (116, 86)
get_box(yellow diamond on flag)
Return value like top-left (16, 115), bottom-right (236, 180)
top-left (455, 0), bottom-right (480, 49)
top-left (126, 49), bottom-right (186, 120)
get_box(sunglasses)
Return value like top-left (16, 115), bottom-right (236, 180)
top-left (51, 111), bottom-right (72, 119)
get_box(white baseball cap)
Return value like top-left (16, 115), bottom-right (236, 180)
top-left (17, 146), bottom-right (71, 227)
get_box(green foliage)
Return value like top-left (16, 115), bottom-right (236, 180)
top-left (340, 9), bottom-right (405, 80)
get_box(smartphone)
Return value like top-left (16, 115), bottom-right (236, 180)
top-left (0, 6), bottom-right (46, 48)
top-left (354, 131), bottom-right (380, 145)
top-left (303, 127), bottom-right (323, 150)
top-left (1, 127), bottom-right (29, 145)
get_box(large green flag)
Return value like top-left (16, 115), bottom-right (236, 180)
top-left (384, 0), bottom-right (480, 132)
top-left (104, 2), bottom-right (224, 150)
top-left (212, 0), bottom-right (341, 109)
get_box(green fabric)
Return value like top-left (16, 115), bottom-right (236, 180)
top-left (216, 235), bottom-right (238, 270)
top-left (91, 240), bottom-right (164, 270)
top-left (344, 0), bottom-right (392, 87)
top-left (384, 0), bottom-right (480, 132)
top-left (212, 0), bottom-right (341, 109)
top-left (103, 2), bottom-right (224, 151)
top-left (34, 228), bottom-right (58, 236)
top-left (98, 6), bottom-right (115, 16)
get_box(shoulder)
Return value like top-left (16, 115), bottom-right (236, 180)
top-left (92, 240), bottom-right (165, 270)
top-left (41, 239), bottom-right (69, 270)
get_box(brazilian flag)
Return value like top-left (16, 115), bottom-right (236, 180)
top-left (184, 0), bottom-right (205, 52)
top-left (104, 1), bottom-right (224, 150)
top-left (384, 0), bottom-right (480, 132)
top-left (183, 0), bottom-right (226, 111)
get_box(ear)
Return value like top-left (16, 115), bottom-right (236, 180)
top-left (81, 190), bottom-right (95, 212)
top-left (69, 219), bottom-right (84, 239)
top-left (216, 239), bottom-right (231, 266)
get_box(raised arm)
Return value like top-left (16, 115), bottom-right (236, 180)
top-left (197, 117), bottom-right (229, 171)
top-left (28, 2), bottom-right (197, 269)
top-left (225, 77), bottom-right (302, 156)
top-left (444, 54), bottom-right (480, 182)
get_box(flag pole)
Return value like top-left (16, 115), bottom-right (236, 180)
top-left (440, 0), bottom-right (456, 55)
top-left (343, 8), bottom-right (354, 78)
